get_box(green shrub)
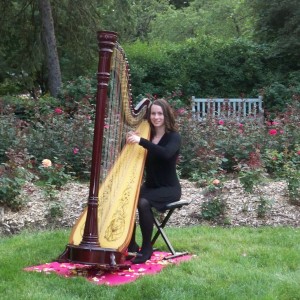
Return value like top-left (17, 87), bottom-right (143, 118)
top-left (46, 201), bottom-right (64, 220)
top-left (0, 90), bottom-right (95, 180)
top-left (38, 160), bottom-right (71, 189)
top-left (57, 76), bottom-right (97, 114)
top-left (0, 149), bottom-right (35, 210)
top-left (239, 168), bottom-right (265, 194)
top-left (0, 176), bottom-right (25, 210)
top-left (0, 95), bottom-right (60, 121)
top-left (282, 159), bottom-right (300, 206)
top-left (201, 197), bottom-right (227, 221)
top-left (177, 94), bottom-right (299, 185)
top-left (25, 103), bottom-right (94, 179)
top-left (257, 197), bottom-right (273, 218)
top-left (177, 113), bottom-right (225, 181)
top-left (126, 38), bottom-right (268, 100)
top-left (262, 82), bottom-right (300, 113)
top-left (0, 113), bottom-right (22, 163)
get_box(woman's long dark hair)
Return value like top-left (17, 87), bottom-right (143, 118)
top-left (147, 99), bottom-right (177, 138)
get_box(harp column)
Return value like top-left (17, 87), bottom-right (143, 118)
top-left (80, 31), bottom-right (118, 246)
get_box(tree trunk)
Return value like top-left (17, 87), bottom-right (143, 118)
top-left (38, 0), bottom-right (62, 97)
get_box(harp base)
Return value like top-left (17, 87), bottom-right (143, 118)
top-left (57, 244), bottom-right (128, 269)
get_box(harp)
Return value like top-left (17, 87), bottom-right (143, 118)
top-left (58, 31), bottom-right (150, 268)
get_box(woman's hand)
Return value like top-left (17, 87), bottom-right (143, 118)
top-left (126, 131), bottom-right (141, 144)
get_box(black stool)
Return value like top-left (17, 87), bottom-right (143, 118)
top-left (151, 199), bottom-right (190, 260)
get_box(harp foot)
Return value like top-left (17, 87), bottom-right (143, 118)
top-left (56, 244), bottom-right (127, 269)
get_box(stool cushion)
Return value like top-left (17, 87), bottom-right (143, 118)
top-left (163, 199), bottom-right (190, 211)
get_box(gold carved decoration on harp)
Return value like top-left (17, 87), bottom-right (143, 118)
top-left (58, 31), bottom-right (150, 268)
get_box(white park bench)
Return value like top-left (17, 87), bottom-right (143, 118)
top-left (191, 96), bottom-right (264, 122)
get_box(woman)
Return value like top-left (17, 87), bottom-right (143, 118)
top-left (126, 98), bottom-right (181, 264)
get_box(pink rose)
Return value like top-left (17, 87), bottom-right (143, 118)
top-left (73, 147), bottom-right (79, 154)
top-left (269, 129), bottom-right (277, 135)
top-left (218, 120), bottom-right (224, 125)
top-left (177, 108), bottom-right (186, 115)
top-left (54, 107), bottom-right (63, 114)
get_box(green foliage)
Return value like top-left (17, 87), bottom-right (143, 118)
top-left (0, 95), bottom-right (60, 121)
top-left (0, 149), bottom-right (35, 210)
top-left (247, 0), bottom-right (300, 62)
top-left (0, 176), bottom-right (25, 211)
top-left (0, 79), bottom-right (23, 95)
top-left (0, 0), bottom-right (44, 95)
top-left (126, 37), bottom-right (268, 99)
top-left (38, 163), bottom-right (71, 189)
top-left (200, 180), bottom-right (227, 222)
top-left (25, 103), bottom-right (94, 179)
top-left (57, 76), bottom-right (97, 114)
top-left (262, 82), bottom-right (300, 113)
top-left (239, 168), bottom-right (264, 193)
top-left (150, 0), bottom-right (252, 42)
top-left (176, 91), bottom-right (299, 206)
top-left (257, 196), bottom-right (273, 218)
top-left (0, 112), bottom-right (20, 164)
top-left (0, 0), bottom-right (105, 95)
top-left (262, 149), bottom-right (286, 176)
top-left (177, 115), bottom-right (224, 181)
top-left (282, 160), bottom-right (300, 206)
top-left (0, 0), bottom-right (298, 102)
top-left (126, 0), bottom-right (171, 41)
top-left (125, 41), bottom-right (178, 97)
top-left (201, 197), bottom-right (227, 221)
top-left (0, 92), bottom-right (94, 181)
top-left (46, 201), bottom-right (64, 220)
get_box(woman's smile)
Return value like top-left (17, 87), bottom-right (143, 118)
top-left (150, 104), bottom-right (165, 127)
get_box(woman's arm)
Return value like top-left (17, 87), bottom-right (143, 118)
top-left (126, 131), bottom-right (181, 159)
top-left (139, 132), bottom-right (181, 159)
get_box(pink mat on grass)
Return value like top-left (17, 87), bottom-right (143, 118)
top-left (24, 251), bottom-right (193, 286)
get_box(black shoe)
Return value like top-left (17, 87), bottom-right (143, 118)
top-left (128, 242), bottom-right (140, 253)
top-left (126, 242), bottom-right (141, 260)
top-left (131, 249), bottom-right (153, 264)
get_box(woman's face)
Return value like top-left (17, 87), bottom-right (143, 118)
top-left (150, 104), bottom-right (165, 129)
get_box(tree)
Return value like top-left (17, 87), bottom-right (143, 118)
top-left (247, 0), bottom-right (300, 74)
top-left (0, 0), bottom-right (45, 96)
top-left (148, 0), bottom-right (252, 43)
top-left (38, 0), bottom-right (62, 97)
top-left (0, 0), bottom-right (128, 96)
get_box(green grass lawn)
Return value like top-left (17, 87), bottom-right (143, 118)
top-left (0, 226), bottom-right (299, 300)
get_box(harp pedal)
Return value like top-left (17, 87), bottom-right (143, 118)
top-left (126, 252), bottom-right (142, 260)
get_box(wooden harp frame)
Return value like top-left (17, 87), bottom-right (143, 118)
top-left (58, 31), bottom-right (150, 268)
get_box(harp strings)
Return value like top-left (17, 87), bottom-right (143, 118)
top-left (99, 44), bottom-right (135, 222)
top-left (100, 46), bottom-right (130, 181)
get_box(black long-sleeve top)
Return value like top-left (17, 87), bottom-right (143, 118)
top-left (139, 131), bottom-right (181, 188)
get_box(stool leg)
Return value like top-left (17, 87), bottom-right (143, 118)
top-left (151, 208), bottom-right (188, 259)
top-left (151, 209), bottom-right (174, 245)
top-left (152, 216), bottom-right (176, 255)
